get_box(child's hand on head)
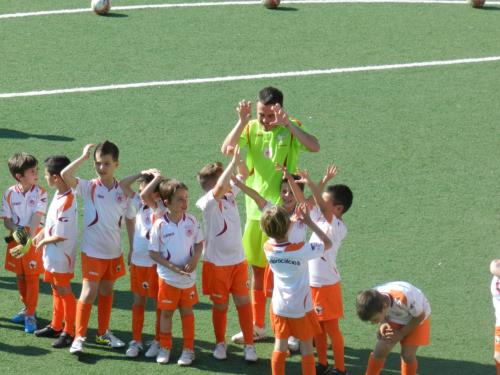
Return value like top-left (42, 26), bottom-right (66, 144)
top-left (82, 144), bottom-right (95, 160)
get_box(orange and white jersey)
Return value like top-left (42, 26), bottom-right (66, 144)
top-left (308, 207), bottom-right (347, 287)
top-left (196, 184), bottom-right (245, 266)
top-left (375, 281), bottom-right (431, 325)
top-left (75, 178), bottom-right (129, 259)
top-left (491, 277), bottom-right (500, 325)
top-left (126, 194), bottom-right (166, 267)
top-left (264, 239), bottom-right (325, 318)
top-left (1, 184), bottom-right (47, 227)
top-left (149, 213), bottom-right (203, 289)
top-left (43, 189), bottom-right (77, 274)
top-left (263, 202), bottom-right (307, 244)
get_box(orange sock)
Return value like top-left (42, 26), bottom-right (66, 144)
top-left (271, 351), bottom-right (287, 375)
top-left (301, 354), bottom-right (315, 374)
top-left (97, 293), bottom-right (113, 336)
top-left (236, 303), bottom-right (254, 345)
top-left (324, 319), bottom-right (345, 372)
top-left (314, 330), bottom-right (328, 366)
top-left (252, 289), bottom-right (266, 328)
top-left (401, 358), bottom-right (418, 375)
top-left (61, 293), bottom-right (76, 337)
top-left (496, 361), bottom-right (500, 375)
top-left (25, 275), bottom-right (39, 316)
top-left (212, 307), bottom-right (227, 343)
top-left (132, 305), bottom-right (145, 342)
top-left (159, 332), bottom-right (172, 349)
top-left (51, 288), bottom-right (64, 331)
top-left (17, 277), bottom-right (27, 306)
top-left (366, 353), bottom-right (385, 375)
top-left (181, 314), bottom-right (195, 349)
top-left (155, 308), bottom-right (161, 341)
top-left (75, 301), bottom-right (92, 337)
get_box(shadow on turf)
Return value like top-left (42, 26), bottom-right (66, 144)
top-left (103, 12), bottom-right (129, 17)
top-left (274, 6), bottom-right (298, 11)
top-left (481, 5), bottom-right (500, 10)
top-left (0, 128), bottom-right (74, 142)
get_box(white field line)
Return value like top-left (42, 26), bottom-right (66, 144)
top-left (1, 56), bottom-right (499, 99)
top-left (2, 0), bottom-right (500, 20)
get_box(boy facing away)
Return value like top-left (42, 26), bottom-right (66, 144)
top-left (2, 152), bottom-right (47, 333)
top-left (356, 281), bottom-right (431, 375)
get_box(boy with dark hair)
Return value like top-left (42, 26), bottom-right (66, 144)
top-left (221, 86), bottom-right (320, 342)
top-left (2, 152), bottom-right (47, 333)
top-left (33, 155), bottom-right (77, 348)
top-left (61, 141), bottom-right (130, 354)
top-left (356, 282), bottom-right (431, 375)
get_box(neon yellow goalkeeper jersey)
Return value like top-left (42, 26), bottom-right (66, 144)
top-left (238, 117), bottom-right (312, 220)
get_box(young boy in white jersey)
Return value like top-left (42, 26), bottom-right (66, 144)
top-left (296, 166), bottom-right (352, 375)
top-left (32, 156), bottom-right (77, 348)
top-left (2, 152), bottom-right (47, 333)
top-left (490, 259), bottom-right (500, 375)
top-left (149, 179), bottom-right (203, 366)
top-left (356, 281), bottom-right (432, 375)
top-left (261, 204), bottom-right (332, 375)
top-left (120, 169), bottom-right (167, 358)
top-left (61, 141), bottom-right (130, 354)
top-left (196, 148), bottom-right (257, 362)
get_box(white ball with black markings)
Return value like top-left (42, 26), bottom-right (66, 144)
top-left (91, 0), bottom-right (111, 15)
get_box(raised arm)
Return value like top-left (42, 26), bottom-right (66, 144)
top-left (119, 172), bottom-right (142, 199)
top-left (140, 169), bottom-right (163, 209)
top-left (230, 176), bottom-right (267, 211)
top-left (213, 147), bottom-right (240, 200)
top-left (276, 164), bottom-right (306, 205)
top-left (298, 169), bottom-right (333, 223)
top-left (61, 144), bottom-right (94, 189)
top-left (298, 204), bottom-right (332, 250)
top-left (221, 100), bottom-right (251, 155)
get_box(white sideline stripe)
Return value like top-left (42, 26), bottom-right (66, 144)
top-left (1, 56), bottom-right (500, 99)
top-left (2, 0), bottom-right (500, 19)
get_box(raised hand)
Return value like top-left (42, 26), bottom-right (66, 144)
top-left (296, 168), bottom-right (310, 184)
top-left (82, 144), bottom-right (95, 160)
top-left (320, 164), bottom-right (338, 185)
top-left (237, 100), bottom-right (252, 125)
top-left (269, 103), bottom-right (291, 128)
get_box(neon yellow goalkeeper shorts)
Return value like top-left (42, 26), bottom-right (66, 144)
top-left (242, 220), bottom-right (268, 268)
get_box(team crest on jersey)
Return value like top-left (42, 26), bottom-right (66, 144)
top-left (116, 192), bottom-right (124, 203)
top-left (142, 282), bottom-right (149, 290)
top-left (28, 260), bottom-right (37, 269)
top-left (315, 305), bottom-right (324, 315)
top-left (28, 198), bottom-right (36, 207)
top-left (263, 147), bottom-right (272, 159)
top-left (185, 227), bottom-right (194, 237)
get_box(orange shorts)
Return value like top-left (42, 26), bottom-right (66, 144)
top-left (263, 265), bottom-right (274, 298)
top-left (270, 307), bottom-right (322, 341)
top-left (311, 283), bottom-right (344, 321)
top-left (202, 261), bottom-right (250, 304)
top-left (389, 317), bottom-right (431, 346)
top-left (4, 240), bottom-right (43, 275)
top-left (495, 326), bottom-right (500, 352)
top-left (43, 271), bottom-right (73, 287)
top-left (130, 264), bottom-right (158, 298)
top-left (157, 278), bottom-right (198, 311)
top-left (81, 253), bottom-right (126, 282)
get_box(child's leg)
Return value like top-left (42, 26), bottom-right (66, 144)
top-left (212, 302), bottom-right (228, 344)
top-left (365, 338), bottom-right (397, 375)
top-left (400, 345), bottom-right (419, 375)
top-left (24, 274), bottom-right (39, 316)
top-left (159, 309), bottom-right (174, 349)
top-left (234, 294), bottom-right (254, 345)
top-left (299, 339), bottom-right (316, 374)
top-left (271, 338), bottom-right (288, 375)
top-left (155, 306), bottom-right (161, 341)
top-left (314, 324), bottom-right (328, 366)
top-left (251, 266), bottom-right (266, 329)
top-left (16, 274), bottom-right (27, 307)
top-left (179, 306), bottom-right (195, 350)
top-left (56, 284), bottom-right (76, 337)
top-left (132, 293), bottom-right (147, 342)
top-left (50, 285), bottom-right (64, 331)
top-left (97, 279), bottom-right (114, 336)
top-left (323, 319), bottom-right (345, 372)
top-left (75, 279), bottom-right (98, 337)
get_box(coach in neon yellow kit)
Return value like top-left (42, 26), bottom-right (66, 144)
top-left (221, 87), bottom-right (320, 342)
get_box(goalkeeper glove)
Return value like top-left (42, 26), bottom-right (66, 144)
top-left (9, 237), bottom-right (33, 259)
top-left (12, 226), bottom-right (30, 245)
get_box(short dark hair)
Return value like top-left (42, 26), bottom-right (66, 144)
top-left (327, 184), bottom-right (353, 214)
top-left (356, 289), bottom-right (385, 321)
top-left (94, 140), bottom-right (119, 161)
top-left (44, 155), bottom-right (71, 176)
top-left (137, 173), bottom-right (155, 185)
top-left (281, 174), bottom-right (305, 192)
top-left (8, 153), bottom-right (38, 180)
top-left (159, 179), bottom-right (188, 202)
top-left (258, 86), bottom-right (284, 106)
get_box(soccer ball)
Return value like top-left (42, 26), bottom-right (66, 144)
top-left (91, 0), bottom-right (111, 15)
top-left (469, 0), bottom-right (485, 8)
top-left (262, 0), bottom-right (281, 9)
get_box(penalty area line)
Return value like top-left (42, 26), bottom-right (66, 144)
top-left (1, 55), bottom-right (500, 99)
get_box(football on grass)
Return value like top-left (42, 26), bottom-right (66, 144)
top-left (262, 0), bottom-right (281, 9)
top-left (91, 0), bottom-right (111, 15)
top-left (469, 0), bottom-right (485, 8)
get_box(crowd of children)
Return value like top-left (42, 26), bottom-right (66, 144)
top-left (2, 86), bottom-right (433, 374)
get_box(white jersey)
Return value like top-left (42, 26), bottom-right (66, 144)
top-left (375, 281), bottom-right (431, 325)
top-left (308, 208), bottom-right (347, 287)
top-left (43, 190), bottom-right (78, 274)
top-left (196, 184), bottom-right (245, 266)
top-left (75, 178), bottom-right (129, 259)
top-left (149, 213), bottom-right (203, 289)
top-left (264, 239), bottom-right (325, 318)
top-left (263, 202), bottom-right (307, 244)
top-left (491, 277), bottom-right (500, 325)
top-left (1, 184), bottom-right (47, 227)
